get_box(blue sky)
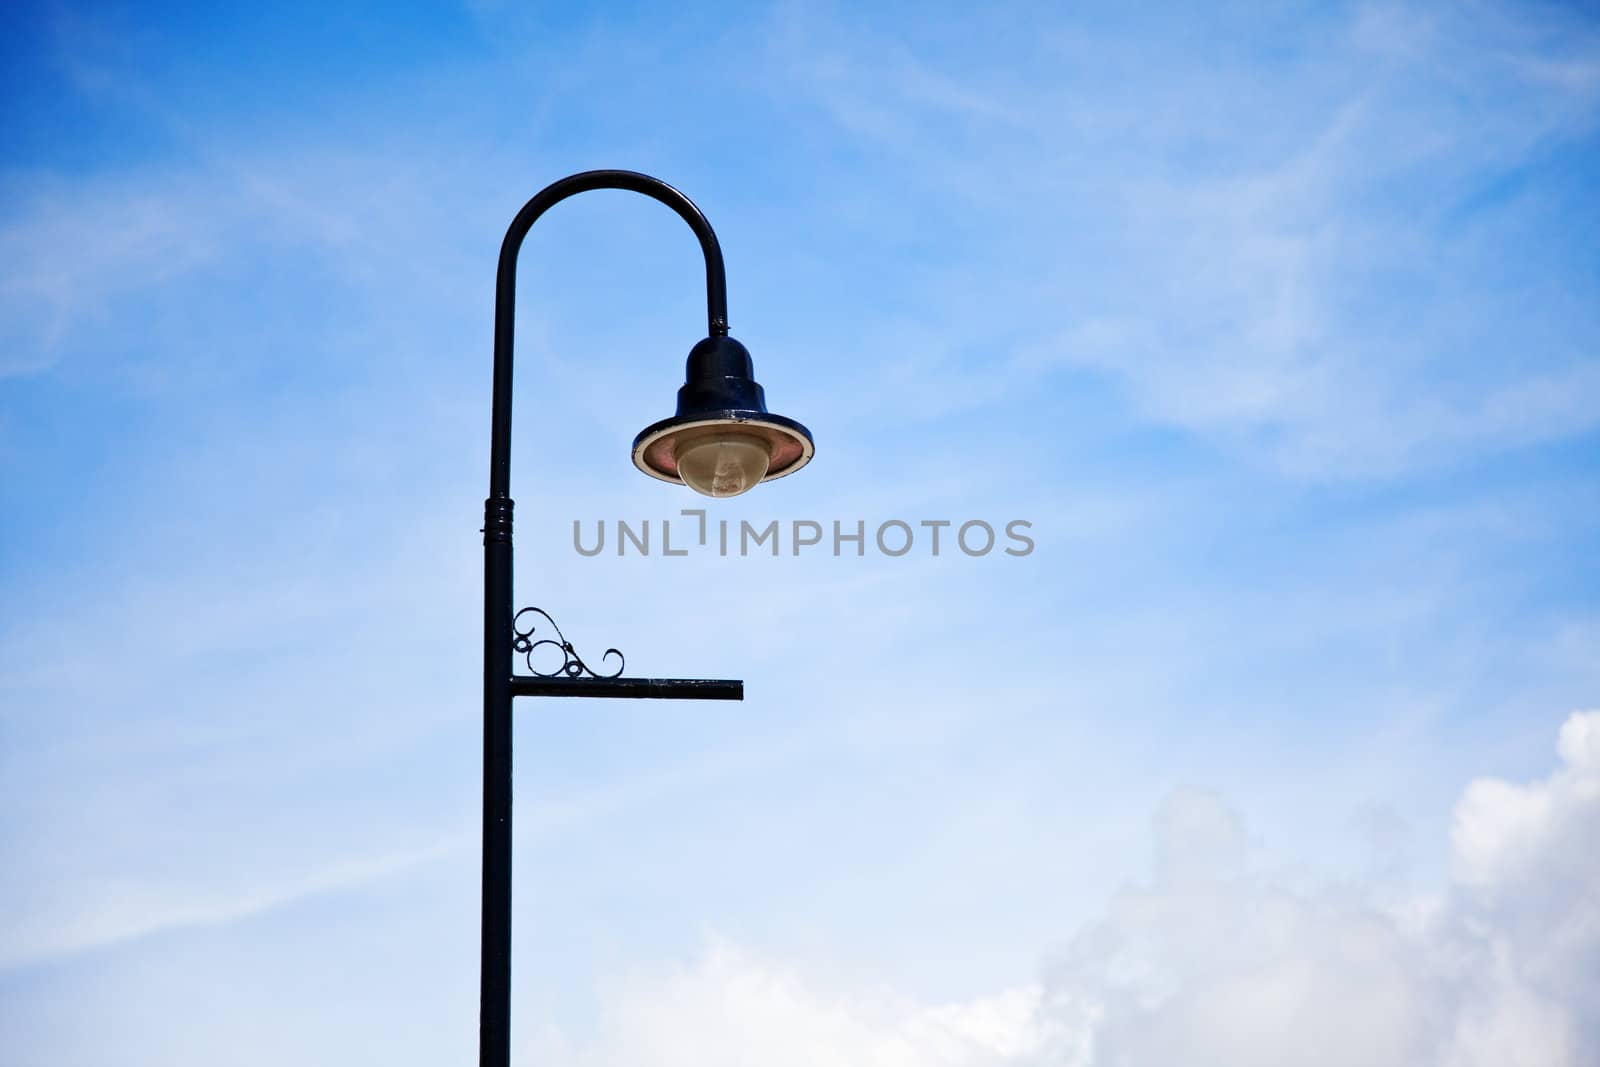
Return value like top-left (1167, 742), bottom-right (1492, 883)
top-left (2, 1), bottom-right (1598, 1064)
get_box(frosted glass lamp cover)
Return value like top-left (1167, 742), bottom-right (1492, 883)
top-left (676, 433), bottom-right (771, 498)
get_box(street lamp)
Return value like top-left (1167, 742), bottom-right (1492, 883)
top-left (478, 170), bottom-right (813, 1067)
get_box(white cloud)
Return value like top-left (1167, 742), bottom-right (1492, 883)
top-left (1454, 711), bottom-right (1600, 889)
top-left (535, 710), bottom-right (1600, 1067)
top-left (526, 940), bottom-right (1057, 1067)
top-left (1036, 709), bottom-right (1600, 1064)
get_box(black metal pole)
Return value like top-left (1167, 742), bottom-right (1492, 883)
top-left (480, 171), bottom-right (731, 1067)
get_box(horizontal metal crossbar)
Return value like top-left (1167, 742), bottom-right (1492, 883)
top-left (509, 675), bottom-right (743, 700)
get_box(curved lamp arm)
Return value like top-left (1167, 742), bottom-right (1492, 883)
top-left (487, 169), bottom-right (729, 501)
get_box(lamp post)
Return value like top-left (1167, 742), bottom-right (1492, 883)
top-left (479, 170), bottom-right (813, 1067)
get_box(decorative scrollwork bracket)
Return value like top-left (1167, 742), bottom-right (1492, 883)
top-left (512, 607), bottom-right (625, 679)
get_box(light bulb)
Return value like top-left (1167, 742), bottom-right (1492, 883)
top-left (676, 433), bottom-right (771, 498)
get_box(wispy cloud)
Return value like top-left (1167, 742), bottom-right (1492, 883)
top-left (760, 0), bottom-right (1600, 477)
top-left (0, 832), bottom-right (464, 970)
top-left (530, 710), bottom-right (1600, 1066)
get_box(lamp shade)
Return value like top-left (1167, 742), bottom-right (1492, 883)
top-left (632, 335), bottom-right (813, 496)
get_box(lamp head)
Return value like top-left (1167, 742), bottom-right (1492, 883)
top-left (632, 335), bottom-right (813, 498)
